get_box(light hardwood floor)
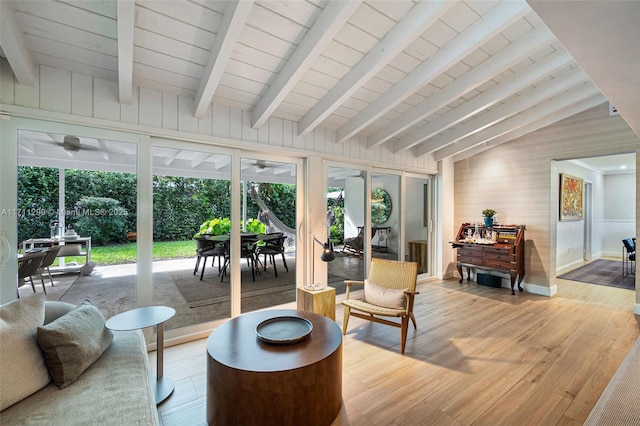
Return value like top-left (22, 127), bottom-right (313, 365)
top-left (151, 277), bottom-right (639, 425)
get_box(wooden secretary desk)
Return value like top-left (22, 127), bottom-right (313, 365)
top-left (451, 224), bottom-right (526, 295)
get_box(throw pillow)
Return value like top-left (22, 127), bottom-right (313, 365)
top-left (37, 299), bottom-right (113, 389)
top-left (44, 300), bottom-right (76, 325)
top-left (0, 293), bottom-right (51, 410)
top-left (364, 279), bottom-right (407, 309)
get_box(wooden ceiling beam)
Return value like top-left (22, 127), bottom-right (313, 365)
top-left (194, 0), bottom-right (254, 119)
top-left (432, 84), bottom-right (602, 160)
top-left (394, 49), bottom-right (572, 153)
top-left (335, 0), bottom-right (529, 144)
top-left (251, 0), bottom-right (361, 129)
top-left (116, 0), bottom-right (135, 104)
top-left (370, 25), bottom-right (555, 149)
top-left (0, 1), bottom-right (36, 85)
top-left (296, 0), bottom-right (456, 137)
top-left (416, 69), bottom-right (589, 156)
top-left (452, 94), bottom-right (606, 161)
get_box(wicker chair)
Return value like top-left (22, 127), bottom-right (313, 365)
top-left (342, 258), bottom-right (418, 354)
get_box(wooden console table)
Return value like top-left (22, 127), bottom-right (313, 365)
top-left (451, 224), bottom-right (525, 295)
top-left (206, 309), bottom-right (342, 426)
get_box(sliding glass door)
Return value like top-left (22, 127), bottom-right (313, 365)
top-left (240, 156), bottom-right (297, 314)
top-left (151, 145), bottom-right (231, 330)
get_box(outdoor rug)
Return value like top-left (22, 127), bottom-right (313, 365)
top-left (173, 264), bottom-right (296, 309)
top-left (557, 259), bottom-right (635, 290)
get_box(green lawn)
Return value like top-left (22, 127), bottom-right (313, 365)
top-left (60, 240), bottom-right (196, 266)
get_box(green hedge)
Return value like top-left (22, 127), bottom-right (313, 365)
top-left (17, 167), bottom-right (296, 245)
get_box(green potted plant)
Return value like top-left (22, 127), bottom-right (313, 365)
top-left (482, 209), bottom-right (496, 228)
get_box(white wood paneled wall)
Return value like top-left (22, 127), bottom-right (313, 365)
top-left (453, 103), bottom-right (639, 297)
top-left (0, 61), bottom-right (437, 173)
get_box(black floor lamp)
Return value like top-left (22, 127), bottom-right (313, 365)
top-left (305, 235), bottom-right (335, 290)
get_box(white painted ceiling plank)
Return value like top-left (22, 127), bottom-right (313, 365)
top-left (335, 0), bottom-right (530, 144)
top-left (26, 35), bottom-right (118, 71)
top-left (251, 0), bottom-right (361, 129)
top-left (297, 0), bottom-right (457, 137)
top-left (13, 1), bottom-right (118, 39)
top-left (19, 13), bottom-right (118, 56)
top-left (452, 94), bottom-right (606, 162)
top-left (0, 1), bottom-right (36, 85)
top-left (392, 49), bottom-right (571, 153)
top-left (430, 83), bottom-right (601, 160)
top-left (117, 0), bottom-right (135, 104)
top-left (194, 0), bottom-right (254, 119)
top-left (416, 69), bottom-right (589, 156)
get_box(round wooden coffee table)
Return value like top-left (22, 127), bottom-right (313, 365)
top-left (206, 309), bottom-right (342, 426)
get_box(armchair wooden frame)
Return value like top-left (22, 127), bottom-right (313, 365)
top-left (342, 258), bottom-right (419, 354)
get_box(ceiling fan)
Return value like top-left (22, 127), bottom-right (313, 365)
top-left (55, 135), bottom-right (102, 152)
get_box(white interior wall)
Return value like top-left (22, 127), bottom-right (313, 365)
top-left (603, 173), bottom-right (637, 255)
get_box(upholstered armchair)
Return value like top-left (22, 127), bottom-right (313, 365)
top-left (341, 258), bottom-right (418, 354)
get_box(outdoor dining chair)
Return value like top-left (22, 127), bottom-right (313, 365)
top-left (256, 233), bottom-right (288, 278)
top-left (17, 251), bottom-right (47, 297)
top-left (38, 245), bottom-right (61, 287)
top-left (194, 237), bottom-right (225, 281)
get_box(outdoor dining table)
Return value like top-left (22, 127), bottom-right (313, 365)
top-left (204, 233), bottom-right (281, 281)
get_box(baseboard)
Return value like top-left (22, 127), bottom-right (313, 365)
top-left (557, 259), bottom-right (587, 276)
top-left (524, 282), bottom-right (557, 297)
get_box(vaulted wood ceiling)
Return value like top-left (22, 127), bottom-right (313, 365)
top-left (1, 1), bottom-right (638, 162)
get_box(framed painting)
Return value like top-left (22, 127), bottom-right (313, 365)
top-left (560, 173), bottom-right (583, 221)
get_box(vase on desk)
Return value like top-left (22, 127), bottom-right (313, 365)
top-left (484, 217), bottom-right (494, 228)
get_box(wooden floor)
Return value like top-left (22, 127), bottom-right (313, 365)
top-left (151, 277), bottom-right (639, 425)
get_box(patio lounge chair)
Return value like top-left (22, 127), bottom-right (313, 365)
top-left (342, 227), bottom-right (364, 256)
top-left (342, 258), bottom-right (418, 354)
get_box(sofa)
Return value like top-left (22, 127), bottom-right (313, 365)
top-left (0, 293), bottom-right (159, 425)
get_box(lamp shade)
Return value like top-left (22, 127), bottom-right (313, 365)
top-left (320, 241), bottom-right (335, 262)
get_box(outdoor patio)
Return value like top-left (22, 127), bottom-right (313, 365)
top-left (19, 250), bottom-right (378, 331)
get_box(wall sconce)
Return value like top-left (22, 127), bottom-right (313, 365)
top-left (305, 235), bottom-right (335, 290)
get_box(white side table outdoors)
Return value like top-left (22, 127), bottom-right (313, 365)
top-left (105, 306), bottom-right (176, 404)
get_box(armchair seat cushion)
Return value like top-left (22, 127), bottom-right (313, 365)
top-left (342, 299), bottom-right (406, 318)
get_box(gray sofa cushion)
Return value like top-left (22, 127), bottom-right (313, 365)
top-left (0, 329), bottom-right (159, 425)
top-left (37, 299), bottom-right (114, 389)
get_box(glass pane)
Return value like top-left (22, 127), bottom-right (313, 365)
top-left (17, 130), bottom-right (137, 319)
top-left (240, 158), bottom-right (297, 314)
top-left (327, 166), bottom-right (366, 293)
top-left (372, 173), bottom-right (400, 261)
top-left (406, 176), bottom-right (431, 275)
top-left (152, 147), bottom-right (231, 330)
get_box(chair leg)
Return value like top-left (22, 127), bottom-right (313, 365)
top-left (47, 267), bottom-right (54, 286)
top-left (39, 272), bottom-right (47, 295)
top-left (400, 316), bottom-right (409, 354)
top-left (194, 256), bottom-right (201, 275)
top-left (281, 253), bottom-right (288, 271)
top-left (28, 276), bottom-right (36, 293)
top-left (271, 255), bottom-right (278, 278)
top-left (409, 312), bottom-right (417, 329)
top-left (200, 256), bottom-right (207, 281)
top-left (342, 307), bottom-right (351, 335)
